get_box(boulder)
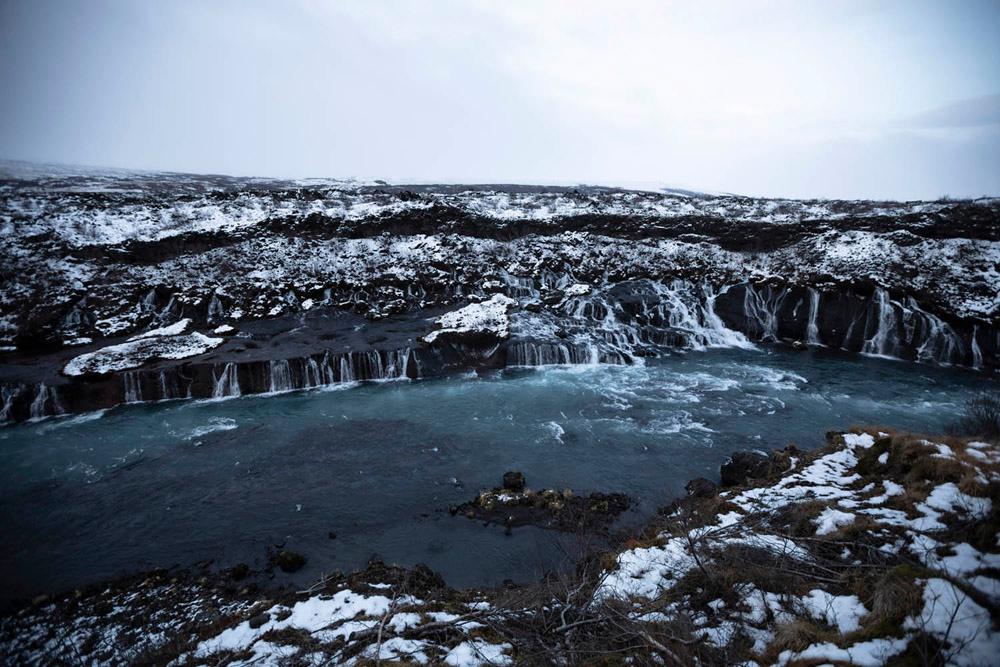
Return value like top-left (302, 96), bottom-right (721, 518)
top-left (720, 451), bottom-right (771, 487)
top-left (270, 550), bottom-right (306, 573)
top-left (502, 471), bottom-right (525, 492)
top-left (684, 477), bottom-right (718, 498)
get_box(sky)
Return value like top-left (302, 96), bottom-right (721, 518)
top-left (1, 0), bottom-right (998, 200)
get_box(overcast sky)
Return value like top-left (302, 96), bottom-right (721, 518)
top-left (1, 0), bottom-right (998, 199)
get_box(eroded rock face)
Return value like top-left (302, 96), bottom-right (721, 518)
top-left (1, 165), bottom-right (997, 423)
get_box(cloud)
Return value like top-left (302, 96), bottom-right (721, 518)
top-left (901, 93), bottom-right (1000, 128)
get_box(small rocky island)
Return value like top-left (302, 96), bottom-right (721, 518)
top-left (452, 471), bottom-right (631, 532)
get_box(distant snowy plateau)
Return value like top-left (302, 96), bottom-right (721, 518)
top-left (0, 162), bottom-right (997, 422)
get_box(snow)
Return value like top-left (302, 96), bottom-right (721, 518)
top-left (921, 482), bottom-right (992, 520)
top-left (423, 294), bottom-right (517, 343)
top-left (777, 638), bottom-right (908, 666)
top-left (63, 332), bottom-right (223, 376)
top-left (814, 507), bottom-right (856, 535)
top-left (212, 324), bottom-right (234, 334)
top-left (444, 640), bottom-right (513, 667)
top-left (194, 588), bottom-right (420, 658)
top-left (128, 318), bottom-right (191, 340)
top-left (596, 433), bottom-right (1000, 663)
top-left (904, 578), bottom-right (1000, 666)
top-left (799, 589), bottom-right (869, 633)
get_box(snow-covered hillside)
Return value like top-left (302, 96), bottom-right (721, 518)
top-left (0, 162), bottom-right (997, 423)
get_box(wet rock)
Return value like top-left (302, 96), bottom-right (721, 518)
top-left (792, 340), bottom-right (807, 351)
top-left (720, 451), bottom-right (771, 487)
top-left (270, 550), bottom-right (307, 573)
top-left (685, 477), bottom-right (718, 498)
top-left (502, 471), bottom-right (526, 492)
top-left (454, 483), bottom-right (630, 532)
top-left (228, 563), bottom-right (250, 581)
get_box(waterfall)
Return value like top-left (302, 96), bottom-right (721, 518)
top-left (742, 284), bottom-right (787, 342)
top-left (303, 357), bottom-right (323, 388)
top-left (321, 352), bottom-right (337, 384)
top-left (123, 372), bottom-right (143, 403)
top-left (805, 288), bottom-right (821, 346)
top-left (861, 289), bottom-right (899, 358)
top-left (499, 269), bottom-right (538, 299)
top-left (29, 384), bottom-right (47, 420)
top-left (384, 348), bottom-right (411, 379)
top-left (212, 363), bottom-right (240, 398)
top-left (700, 284), bottom-right (754, 349)
top-left (158, 370), bottom-right (184, 400)
top-left (505, 341), bottom-right (623, 367)
top-left (339, 356), bottom-right (355, 383)
top-left (905, 298), bottom-right (963, 365)
top-left (269, 359), bottom-right (293, 393)
top-left (971, 326), bottom-right (984, 370)
top-left (207, 294), bottom-right (225, 323)
top-left (141, 288), bottom-right (158, 313)
top-left (29, 383), bottom-right (63, 420)
top-left (0, 385), bottom-right (20, 424)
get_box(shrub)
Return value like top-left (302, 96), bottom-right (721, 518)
top-left (953, 391), bottom-right (1000, 440)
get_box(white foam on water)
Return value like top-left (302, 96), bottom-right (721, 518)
top-left (186, 417), bottom-right (238, 440)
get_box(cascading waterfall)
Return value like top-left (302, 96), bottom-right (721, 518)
top-left (904, 298), bottom-right (963, 365)
top-left (303, 357), bottom-right (323, 388)
top-left (499, 269), bottom-right (538, 299)
top-left (141, 288), bottom-right (158, 314)
top-left (29, 383), bottom-right (64, 420)
top-left (861, 289), bottom-right (900, 358)
top-left (158, 370), bottom-right (185, 400)
top-left (506, 341), bottom-right (623, 367)
top-left (339, 356), bottom-right (355, 383)
top-left (321, 352), bottom-right (338, 384)
top-left (123, 372), bottom-right (142, 403)
top-left (383, 348), bottom-right (411, 379)
top-left (207, 294), bottom-right (225, 322)
top-left (0, 385), bottom-right (21, 424)
top-left (742, 284), bottom-right (787, 342)
top-left (971, 326), bottom-right (984, 370)
top-left (805, 288), bottom-right (821, 346)
top-left (504, 278), bottom-right (753, 368)
top-left (698, 284), bottom-right (754, 349)
top-left (212, 363), bottom-right (241, 398)
top-left (269, 360), bottom-right (293, 393)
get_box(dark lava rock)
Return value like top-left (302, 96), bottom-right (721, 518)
top-left (455, 485), bottom-right (630, 532)
top-left (502, 471), bottom-right (526, 492)
top-left (720, 451), bottom-right (771, 487)
top-left (349, 560), bottom-right (446, 595)
top-left (270, 550), bottom-right (307, 573)
top-left (684, 477), bottom-right (718, 498)
top-left (248, 612), bottom-right (270, 629)
top-left (228, 563), bottom-right (250, 581)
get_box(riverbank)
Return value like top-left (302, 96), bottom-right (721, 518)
top-left (3, 427), bottom-right (997, 665)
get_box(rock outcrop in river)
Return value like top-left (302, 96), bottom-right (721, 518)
top-left (1, 162), bottom-right (997, 423)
